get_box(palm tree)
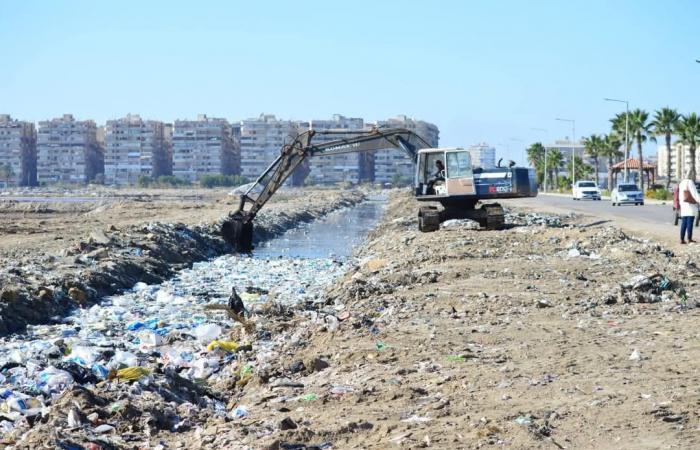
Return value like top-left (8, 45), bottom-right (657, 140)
top-left (582, 134), bottom-right (604, 186)
top-left (610, 112), bottom-right (632, 181)
top-left (651, 107), bottom-right (681, 189)
top-left (600, 134), bottom-right (622, 189)
top-left (567, 155), bottom-right (593, 182)
top-left (526, 142), bottom-right (546, 186)
top-left (675, 113), bottom-right (700, 180)
top-left (628, 109), bottom-right (655, 190)
top-left (547, 149), bottom-right (563, 189)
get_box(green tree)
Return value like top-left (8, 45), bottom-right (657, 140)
top-left (651, 107), bottom-right (681, 188)
top-left (0, 163), bottom-right (15, 186)
top-left (627, 109), bottom-right (655, 190)
top-left (582, 134), bottom-right (604, 186)
top-left (526, 142), bottom-right (546, 186)
top-left (600, 134), bottom-right (623, 189)
top-left (610, 112), bottom-right (633, 181)
top-left (675, 113), bottom-right (700, 180)
top-left (136, 175), bottom-right (152, 187)
top-left (567, 155), bottom-right (593, 183)
top-left (546, 148), bottom-right (564, 189)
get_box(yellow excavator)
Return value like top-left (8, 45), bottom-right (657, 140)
top-left (221, 127), bottom-right (537, 251)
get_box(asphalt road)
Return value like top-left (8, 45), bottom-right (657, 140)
top-left (503, 194), bottom-right (681, 245)
top-left (516, 194), bottom-right (675, 226)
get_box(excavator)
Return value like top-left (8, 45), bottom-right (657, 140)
top-left (221, 127), bottom-right (537, 252)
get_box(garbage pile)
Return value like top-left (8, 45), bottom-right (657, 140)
top-left (597, 273), bottom-right (681, 305)
top-left (0, 254), bottom-right (347, 447)
top-left (0, 190), bottom-right (366, 337)
top-left (440, 219), bottom-right (480, 230)
top-left (504, 211), bottom-right (572, 228)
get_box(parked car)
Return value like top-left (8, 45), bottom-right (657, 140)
top-left (572, 180), bottom-right (601, 200)
top-left (672, 183), bottom-right (700, 226)
top-left (611, 183), bottom-right (644, 206)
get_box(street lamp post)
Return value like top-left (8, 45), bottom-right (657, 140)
top-left (556, 118), bottom-right (576, 186)
top-left (531, 128), bottom-right (548, 192)
top-left (604, 97), bottom-right (630, 183)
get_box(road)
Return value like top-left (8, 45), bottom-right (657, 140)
top-left (503, 193), bottom-right (680, 245)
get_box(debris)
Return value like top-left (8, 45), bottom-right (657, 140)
top-left (629, 349), bottom-right (641, 361)
top-left (279, 417), bottom-right (298, 430)
top-left (515, 415), bottom-right (533, 426)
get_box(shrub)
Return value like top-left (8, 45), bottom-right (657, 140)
top-left (136, 175), bottom-right (191, 188)
top-left (646, 188), bottom-right (671, 200)
top-left (199, 174), bottom-right (249, 188)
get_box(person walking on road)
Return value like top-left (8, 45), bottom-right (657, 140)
top-left (678, 168), bottom-right (700, 244)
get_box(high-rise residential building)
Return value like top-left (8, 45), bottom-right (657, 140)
top-left (162, 123), bottom-right (174, 177)
top-left (104, 114), bottom-right (170, 185)
top-left (370, 115), bottom-right (439, 184)
top-left (306, 114), bottom-right (373, 185)
top-left (658, 142), bottom-right (698, 183)
top-left (0, 114), bottom-right (36, 187)
top-left (37, 114), bottom-right (102, 184)
top-left (239, 114), bottom-right (306, 181)
top-left (467, 143), bottom-right (496, 168)
top-left (172, 114), bottom-right (238, 182)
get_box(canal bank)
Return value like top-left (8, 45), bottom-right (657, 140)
top-left (0, 189), bottom-right (366, 336)
top-left (0, 195), bottom-right (387, 447)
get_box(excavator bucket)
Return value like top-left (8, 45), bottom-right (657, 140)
top-left (220, 211), bottom-right (253, 253)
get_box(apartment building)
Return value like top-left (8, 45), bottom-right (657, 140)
top-left (0, 114), bottom-right (36, 186)
top-left (467, 143), bottom-right (496, 168)
top-left (306, 115), bottom-right (373, 185)
top-left (37, 114), bottom-right (102, 184)
top-left (172, 114), bottom-right (238, 182)
top-left (239, 114), bottom-right (306, 181)
top-left (371, 115), bottom-right (439, 184)
top-left (104, 114), bottom-right (170, 185)
top-left (657, 142), bottom-right (699, 183)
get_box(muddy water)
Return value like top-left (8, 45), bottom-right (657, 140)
top-left (0, 198), bottom-right (387, 437)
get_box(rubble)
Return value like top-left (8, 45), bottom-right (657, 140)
top-left (2, 189), bottom-right (700, 448)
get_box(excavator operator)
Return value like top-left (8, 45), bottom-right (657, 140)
top-left (427, 159), bottom-right (445, 194)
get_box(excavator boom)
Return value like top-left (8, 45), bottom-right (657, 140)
top-left (221, 128), bottom-right (430, 251)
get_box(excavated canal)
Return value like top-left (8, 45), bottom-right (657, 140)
top-left (0, 198), bottom-right (386, 440)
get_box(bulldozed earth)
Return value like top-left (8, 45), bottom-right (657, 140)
top-left (3, 189), bottom-right (700, 449)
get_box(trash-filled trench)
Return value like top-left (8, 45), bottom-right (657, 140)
top-left (0, 199), bottom-right (386, 447)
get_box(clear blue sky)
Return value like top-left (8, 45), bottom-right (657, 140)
top-left (1, 0), bottom-right (699, 163)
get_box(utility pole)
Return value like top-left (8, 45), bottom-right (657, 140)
top-left (556, 118), bottom-right (576, 186)
top-left (604, 98), bottom-right (630, 183)
top-left (531, 128), bottom-right (548, 192)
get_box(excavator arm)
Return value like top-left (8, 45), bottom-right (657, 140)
top-left (221, 127), bottom-right (431, 251)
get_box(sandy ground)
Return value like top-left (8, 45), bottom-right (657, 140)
top-left (188, 192), bottom-right (700, 450)
top-left (0, 188), bottom-right (327, 258)
top-left (5, 190), bottom-right (700, 449)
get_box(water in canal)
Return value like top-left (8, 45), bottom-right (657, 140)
top-left (0, 198), bottom-right (386, 432)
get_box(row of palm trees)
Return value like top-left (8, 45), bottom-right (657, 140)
top-left (528, 108), bottom-right (700, 191)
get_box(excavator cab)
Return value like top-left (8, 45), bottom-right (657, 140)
top-left (415, 148), bottom-right (475, 198)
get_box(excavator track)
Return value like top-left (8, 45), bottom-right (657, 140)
top-left (418, 206), bottom-right (441, 232)
top-left (482, 204), bottom-right (505, 230)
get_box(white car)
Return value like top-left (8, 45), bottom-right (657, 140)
top-left (611, 183), bottom-right (644, 206)
top-left (572, 180), bottom-right (601, 201)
